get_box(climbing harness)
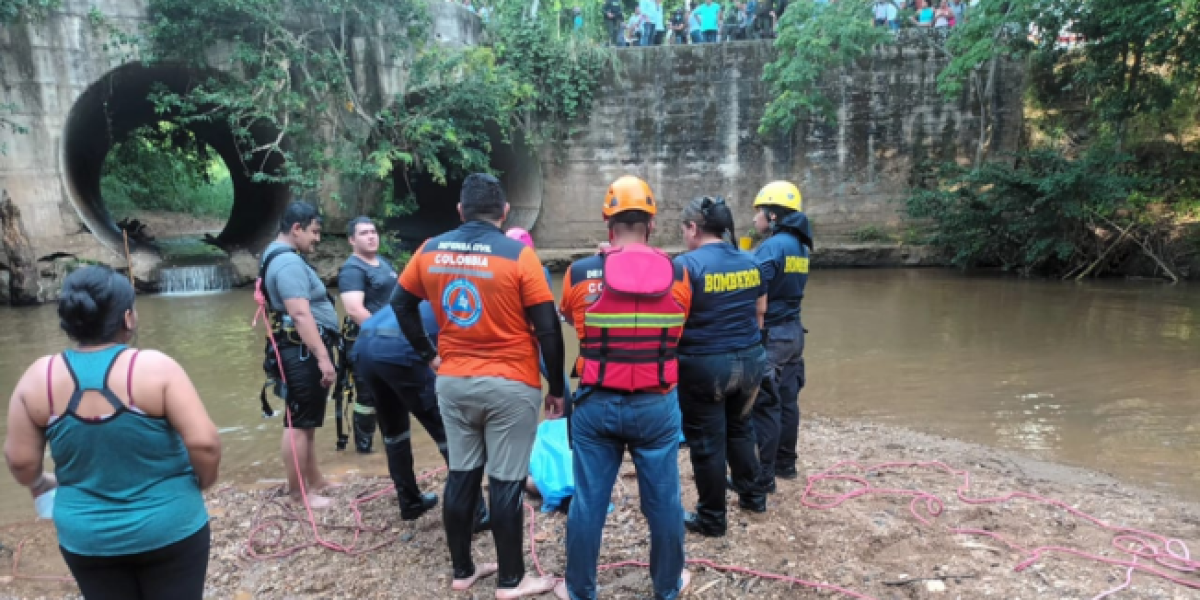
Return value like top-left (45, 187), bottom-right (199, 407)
top-left (254, 245), bottom-right (345, 453)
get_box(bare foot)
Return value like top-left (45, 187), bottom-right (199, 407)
top-left (311, 480), bottom-right (345, 494)
top-left (495, 575), bottom-right (557, 599)
top-left (452, 563), bottom-right (498, 591)
top-left (553, 579), bottom-right (568, 600)
top-left (289, 492), bottom-right (333, 509)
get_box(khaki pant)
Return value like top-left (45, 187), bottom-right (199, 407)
top-left (436, 375), bottom-right (541, 481)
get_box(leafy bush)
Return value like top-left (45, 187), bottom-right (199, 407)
top-left (100, 123), bottom-right (233, 219)
top-left (905, 148), bottom-right (1144, 276)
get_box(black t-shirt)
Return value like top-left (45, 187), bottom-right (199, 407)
top-left (338, 255), bottom-right (398, 315)
top-left (604, 0), bottom-right (623, 20)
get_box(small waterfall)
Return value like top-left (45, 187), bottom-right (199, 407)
top-left (158, 264), bottom-right (233, 296)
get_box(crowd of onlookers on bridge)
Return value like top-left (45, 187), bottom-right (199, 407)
top-left (445, 0), bottom-right (984, 46)
top-left (599, 0), bottom-right (980, 46)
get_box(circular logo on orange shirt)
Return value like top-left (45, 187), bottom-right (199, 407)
top-left (442, 279), bottom-right (483, 327)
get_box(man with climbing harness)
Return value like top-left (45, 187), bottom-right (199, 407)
top-left (391, 173), bottom-right (566, 598)
top-left (749, 181), bottom-right (813, 491)
top-left (337, 216), bottom-right (397, 454)
top-left (554, 176), bottom-right (693, 600)
top-left (258, 201), bottom-right (340, 509)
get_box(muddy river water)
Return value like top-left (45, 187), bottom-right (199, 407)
top-left (1, 269), bottom-right (1197, 522)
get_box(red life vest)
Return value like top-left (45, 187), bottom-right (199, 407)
top-left (579, 243), bottom-right (686, 392)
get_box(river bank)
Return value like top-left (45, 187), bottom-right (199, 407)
top-left (2, 415), bottom-right (1197, 599)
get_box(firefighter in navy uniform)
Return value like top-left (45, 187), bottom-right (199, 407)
top-left (351, 301), bottom-right (491, 530)
top-left (337, 216), bottom-right (397, 454)
top-left (749, 181), bottom-right (812, 491)
top-left (674, 196), bottom-right (770, 537)
top-left (555, 176), bottom-right (693, 600)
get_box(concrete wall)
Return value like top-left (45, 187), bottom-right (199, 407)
top-left (532, 39), bottom-right (1024, 248)
top-left (0, 0), bottom-right (483, 273)
top-left (1, 0), bottom-right (148, 266)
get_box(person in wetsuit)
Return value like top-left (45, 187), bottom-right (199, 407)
top-left (351, 301), bottom-right (489, 530)
top-left (750, 181), bottom-right (812, 489)
top-left (338, 216), bottom-right (397, 454)
top-left (392, 173), bottom-right (565, 598)
top-left (674, 197), bottom-right (769, 537)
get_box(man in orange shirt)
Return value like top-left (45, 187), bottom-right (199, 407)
top-left (391, 173), bottom-right (564, 598)
top-left (554, 176), bottom-right (693, 600)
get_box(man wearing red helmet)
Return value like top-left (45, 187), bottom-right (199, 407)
top-left (554, 176), bottom-right (693, 600)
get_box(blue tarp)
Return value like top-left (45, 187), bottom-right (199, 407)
top-left (528, 416), bottom-right (687, 513)
top-left (529, 419), bottom-right (574, 512)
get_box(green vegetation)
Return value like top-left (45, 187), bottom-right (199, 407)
top-left (104, 0), bottom-right (611, 240)
top-left (0, 101), bottom-right (24, 155)
top-left (0, 0), bottom-right (59, 24)
top-left (912, 0), bottom-right (1200, 278)
top-left (849, 225), bottom-right (892, 244)
top-left (758, 0), bottom-right (1200, 278)
top-left (100, 123), bottom-right (234, 220)
top-left (760, 0), bottom-right (890, 135)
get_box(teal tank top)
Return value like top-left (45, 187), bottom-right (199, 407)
top-left (45, 346), bottom-right (208, 556)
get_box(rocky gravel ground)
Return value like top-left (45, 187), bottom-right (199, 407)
top-left (3, 416), bottom-right (1199, 599)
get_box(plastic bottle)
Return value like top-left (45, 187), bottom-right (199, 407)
top-left (34, 488), bottom-right (56, 519)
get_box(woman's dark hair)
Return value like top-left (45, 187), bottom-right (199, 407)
top-left (58, 265), bottom-right (136, 345)
top-left (681, 196), bottom-right (736, 242)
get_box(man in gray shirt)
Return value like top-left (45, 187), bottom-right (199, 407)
top-left (261, 201), bottom-right (339, 509)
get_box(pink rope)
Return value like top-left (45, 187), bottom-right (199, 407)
top-left (801, 461), bottom-right (1200, 592)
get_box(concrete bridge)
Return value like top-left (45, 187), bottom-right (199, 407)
top-left (1, 1), bottom-right (1022, 300)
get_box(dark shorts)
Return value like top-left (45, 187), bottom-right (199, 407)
top-left (277, 343), bottom-right (330, 429)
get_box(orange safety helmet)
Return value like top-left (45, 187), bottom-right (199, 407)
top-left (602, 176), bottom-right (657, 219)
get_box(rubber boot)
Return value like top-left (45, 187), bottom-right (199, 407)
top-left (353, 407), bottom-right (377, 454)
top-left (385, 440), bottom-right (437, 520)
top-left (444, 467), bottom-right (485, 580)
top-left (488, 477), bottom-right (527, 589)
top-left (683, 511), bottom-right (725, 537)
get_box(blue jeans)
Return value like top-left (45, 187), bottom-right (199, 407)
top-left (702, 29), bottom-right (717, 43)
top-left (641, 22), bottom-right (656, 46)
top-left (565, 388), bottom-right (685, 600)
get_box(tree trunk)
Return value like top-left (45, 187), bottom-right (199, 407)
top-left (0, 190), bottom-right (41, 306)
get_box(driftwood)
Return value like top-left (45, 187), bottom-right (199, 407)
top-left (0, 189), bottom-right (41, 306)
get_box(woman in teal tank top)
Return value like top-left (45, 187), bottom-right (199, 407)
top-left (4, 266), bottom-right (221, 600)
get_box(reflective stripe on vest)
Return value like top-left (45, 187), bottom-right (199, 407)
top-left (583, 313), bottom-right (687, 328)
top-left (578, 246), bottom-right (684, 393)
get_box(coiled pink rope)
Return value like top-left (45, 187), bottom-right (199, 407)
top-left (801, 460), bottom-right (1200, 592)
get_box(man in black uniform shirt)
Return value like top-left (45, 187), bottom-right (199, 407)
top-left (603, 0), bottom-right (624, 45)
top-left (338, 216), bottom-right (398, 453)
top-left (669, 8), bottom-right (688, 43)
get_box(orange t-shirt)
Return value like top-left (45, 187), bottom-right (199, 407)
top-left (560, 248), bottom-right (692, 375)
top-left (398, 221), bottom-right (555, 388)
